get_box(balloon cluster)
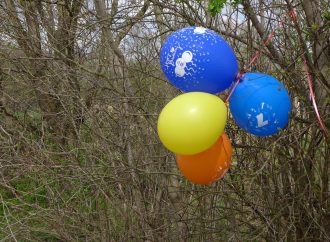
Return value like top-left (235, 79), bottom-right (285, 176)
top-left (158, 27), bottom-right (291, 184)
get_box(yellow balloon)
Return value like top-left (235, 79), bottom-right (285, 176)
top-left (157, 92), bottom-right (227, 155)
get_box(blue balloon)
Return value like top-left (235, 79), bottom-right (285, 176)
top-left (229, 73), bottom-right (291, 136)
top-left (160, 26), bottom-right (238, 93)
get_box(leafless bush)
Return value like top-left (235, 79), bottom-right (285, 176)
top-left (0, 0), bottom-right (329, 241)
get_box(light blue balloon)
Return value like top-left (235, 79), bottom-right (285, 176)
top-left (229, 73), bottom-right (291, 136)
top-left (160, 26), bottom-right (238, 94)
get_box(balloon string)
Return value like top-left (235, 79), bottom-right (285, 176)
top-left (225, 18), bottom-right (282, 106)
top-left (289, 7), bottom-right (329, 138)
top-left (303, 58), bottom-right (329, 137)
top-left (225, 28), bottom-right (278, 105)
top-left (225, 74), bottom-right (241, 105)
top-left (225, 4), bottom-right (329, 138)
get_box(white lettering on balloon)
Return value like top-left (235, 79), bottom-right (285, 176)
top-left (256, 113), bottom-right (269, 127)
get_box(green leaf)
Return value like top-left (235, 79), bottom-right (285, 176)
top-left (322, 11), bottom-right (330, 21)
top-left (231, 0), bottom-right (242, 7)
top-left (208, 0), bottom-right (226, 16)
top-left (207, 0), bottom-right (242, 16)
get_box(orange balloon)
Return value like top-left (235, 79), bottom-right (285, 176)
top-left (176, 133), bottom-right (233, 185)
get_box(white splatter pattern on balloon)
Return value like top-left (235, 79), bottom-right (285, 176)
top-left (160, 26), bottom-right (237, 92)
top-left (194, 27), bottom-right (206, 34)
